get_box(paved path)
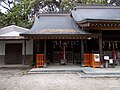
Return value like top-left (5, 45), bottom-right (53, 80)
top-left (28, 65), bottom-right (120, 77)
top-left (0, 69), bottom-right (120, 90)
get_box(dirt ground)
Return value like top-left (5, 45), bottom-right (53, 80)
top-left (0, 68), bottom-right (120, 90)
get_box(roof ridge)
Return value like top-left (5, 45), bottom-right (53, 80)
top-left (74, 4), bottom-right (120, 9)
top-left (0, 25), bottom-right (29, 31)
top-left (76, 4), bottom-right (113, 6)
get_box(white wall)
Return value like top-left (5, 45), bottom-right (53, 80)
top-left (0, 42), bottom-right (5, 55)
top-left (25, 40), bottom-right (33, 55)
top-left (0, 40), bottom-right (33, 55)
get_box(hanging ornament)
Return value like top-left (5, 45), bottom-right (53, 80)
top-left (54, 44), bottom-right (55, 48)
top-left (71, 41), bottom-right (73, 48)
top-left (67, 41), bottom-right (69, 45)
top-left (60, 41), bottom-right (61, 46)
top-left (115, 41), bottom-right (118, 48)
top-left (109, 41), bottom-right (111, 49)
top-left (55, 41), bottom-right (57, 45)
top-left (65, 42), bottom-right (67, 47)
top-left (59, 41), bottom-right (61, 48)
top-left (74, 41), bottom-right (75, 45)
top-left (58, 41), bottom-right (59, 46)
top-left (103, 41), bottom-right (105, 49)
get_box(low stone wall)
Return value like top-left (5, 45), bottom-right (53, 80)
top-left (0, 55), bottom-right (33, 65)
top-left (0, 55), bottom-right (4, 64)
top-left (24, 55), bottom-right (33, 65)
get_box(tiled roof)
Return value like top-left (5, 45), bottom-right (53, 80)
top-left (21, 14), bottom-right (90, 35)
top-left (72, 5), bottom-right (120, 22)
top-left (0, 25), bottom-right (29, 36)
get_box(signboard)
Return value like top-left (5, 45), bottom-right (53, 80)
top-left (94, 54), bottom-right (100, 62)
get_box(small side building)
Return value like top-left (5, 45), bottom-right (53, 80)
top-left (0, 25), bottom-right (33, 65)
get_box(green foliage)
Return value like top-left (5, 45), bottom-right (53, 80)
top-left (110, 0), bottom-right (120, 6)
top-left (0, 12), bottom-right (6, 28)
top-left (60, 0), bottom-right (108, 11)
top-left (0, 0), bottom-right (35, 29)
top-left (0, 0), bottom-right (108, 29)
top-left (77, 0), bottom-right (107, 4)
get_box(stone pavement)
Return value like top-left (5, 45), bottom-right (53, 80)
top-left (28, 65), bottom-right (83, 74)
top-left (80, 66), bottom-right (120, 78)
top-left (28, 65), bottom-right (120, 78)
top-left (82, 66), bottom-right (120, 75)
top-left (1, 64), bottom-right (120, 78)
top-left (0, 65), bottom-right (29, 69)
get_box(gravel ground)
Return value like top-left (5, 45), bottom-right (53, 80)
top-left (0, 68), bottom-right (120, 90)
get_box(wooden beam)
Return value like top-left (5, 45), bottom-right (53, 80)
top-left (85, 26), bottom-right (120, 30)
top-left (78, 23), bottom-right (90, 27)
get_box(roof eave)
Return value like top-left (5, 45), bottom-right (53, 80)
top-left (75, 5), bottom-right (120, 9)
top-left (77, 19), bottom-right (120, 24)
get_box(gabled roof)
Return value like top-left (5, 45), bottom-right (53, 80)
top-left (71, 5), bottom-right (120, 22)
top-left (20, 13), bottom-right (97, 39)
top-left (0, 25), bottom-right (29, 36)
top-left (0, 25), bottom-right (29, 39)
top-left (21, 13), bottom-right (90, 35)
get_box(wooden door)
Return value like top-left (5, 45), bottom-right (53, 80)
top-left (5, 43), bottom-right (22, 64)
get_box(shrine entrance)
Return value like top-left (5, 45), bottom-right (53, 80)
top-left (33, 40), bottom-right (82, 65)
top-left (33, 35), bottom-right (101, 66)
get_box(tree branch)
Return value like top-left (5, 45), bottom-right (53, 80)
top-left (2, 0), bottom-right (10, 7)
top-left (0, 4), bottom-right (11, 12)
top-left (2, 0), bottom-right (12, 9)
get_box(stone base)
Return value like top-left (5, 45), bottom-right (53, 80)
top-left (60, 59), bottom-right (67, 65)
top-left (43, 63), bottom-right (47, 68)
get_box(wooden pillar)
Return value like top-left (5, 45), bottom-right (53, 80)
top-left (63, 42), bottom-right (66, 60)
top-left (23, 39), bottom-right (26, 65)
top-left (44, 40), bottom-right (47, 67)
top-left (99, 34), bottom-right (103, 63)
top-left (81, 39), bottom-right (84, 66)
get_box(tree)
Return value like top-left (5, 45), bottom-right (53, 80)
top-left (60, 0), bottom-right (108, 11)
top-left (0, 0), bottom-right (15, 13)
top-left (0, 0), bottom-right (109, 29)
top-left (0, 0), bottom-right (36, 28)
top-left (109, 0), bottom-right (120, 6)
top-left (0, 0), bottom-right (61, 28)
top-left (0, 12), bottom-right (6, 28)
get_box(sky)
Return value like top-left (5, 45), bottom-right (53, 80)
top-left (0, 2), bottom-right (8, 13)
top-left (0, 0), bottom-right (111, 14)
top-left (0, 0), bottom-right (14, 13)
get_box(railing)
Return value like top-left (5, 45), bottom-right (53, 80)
top-left (84, 53), bottom-right (91, 67)
top-left (36, 54), bottom-right (44, 68)
top-left (84, 53), bottom-right (101, 68)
